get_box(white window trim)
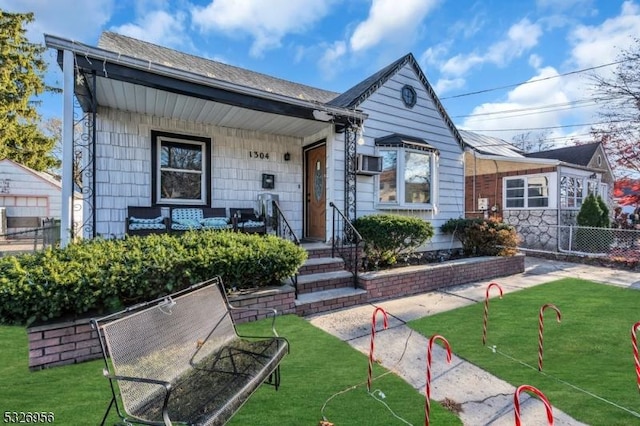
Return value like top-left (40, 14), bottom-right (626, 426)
top-left (503, 173), bottom-right (555, 210)
top-left (375, 147), bottom-right (437, 210)
top-left (156, 136), bottom-right (207, 205)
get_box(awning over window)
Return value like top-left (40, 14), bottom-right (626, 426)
top-left (374, 134), bottom-right (439, 153)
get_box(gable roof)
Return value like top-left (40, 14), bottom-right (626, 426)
top-left (525, 142), bottom-right (601, 166)
top-left (98, 32), bottom-right (339, 104)
top-left (0, 159), bottom-right (62, 190)
top-left (327, 53), bottom-right (466, 150)
top-left (458, 130), bottom-right (524, 157)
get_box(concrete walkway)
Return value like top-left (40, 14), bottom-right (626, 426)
top-left (308, 257), bottom-right (640, 425)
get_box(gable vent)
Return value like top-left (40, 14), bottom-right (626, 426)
top-left (357, 154), bottom-right (383, 175)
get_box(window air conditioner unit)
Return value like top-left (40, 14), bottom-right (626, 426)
top-left (357, 154), bottom-right (383, 175)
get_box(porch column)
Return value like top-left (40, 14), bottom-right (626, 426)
top-left (60, 49), bottom-right (74, 247)
top-left (344, 126), bottom-right (357, 221)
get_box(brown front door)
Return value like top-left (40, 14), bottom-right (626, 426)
top-left (305, 144), bottom-right (326, 240)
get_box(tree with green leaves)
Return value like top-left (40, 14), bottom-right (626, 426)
top-left (0, 10), bottom-right (58, 171)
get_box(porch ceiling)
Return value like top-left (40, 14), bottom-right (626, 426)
top-left (93, 76), bottom-right (330, 138)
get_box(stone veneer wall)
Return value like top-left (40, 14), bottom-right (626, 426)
top-left (359, 254), bottom-right (525, 301)
top-left (504, 210), bottom-right (560, 252)
top-left (27, 285), bottom-right (296, 371)
top-left (27, 256), bottom-right (524, 370)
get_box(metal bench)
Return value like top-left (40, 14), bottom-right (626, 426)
top-left (92, 277), bottom-right (289, 425)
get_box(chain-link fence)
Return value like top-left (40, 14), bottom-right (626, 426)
top-left (515, 223), bottom-right (640, 260)
top-left (0, 219), bottom-right (61, 257)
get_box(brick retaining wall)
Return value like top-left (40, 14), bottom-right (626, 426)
top-left (359, 254), bottom-right (525, 301)
top-left (26, 256), bottom-right (523, 370)
top-left (27, 285), bottom-right (296, 370)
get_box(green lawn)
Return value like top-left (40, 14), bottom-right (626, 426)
top-left (408, 278), bottom-right (640, 426)
top-left (0, 315), bottom-right (460, 425)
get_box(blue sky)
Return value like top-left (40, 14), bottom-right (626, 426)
top-left (3, 0), bottom-right (640, 147)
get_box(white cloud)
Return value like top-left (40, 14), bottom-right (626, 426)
top-left (191, 0), bottom-right (336, 57)
top-left (111, 10), bottom-right (188, 48)
top-left (433, 78), bottom-right (465, 95)
top-left (0, 0), bottom-right (113, 43)
top-left (529, 53), bottom-right (543, 69)
top-left (350, 0), bottom-right (440, 52)
top-left (318, 41), bottom-right (347, 80)
top-left (568, 0), bottom-right (640, 70)
top-left (440, 18), bottom-right (542, 77)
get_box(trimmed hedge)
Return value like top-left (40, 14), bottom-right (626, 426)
top-left (0, 231), bottom-right (306, 326)
top-left (354, 214), bottom-right (434, 269)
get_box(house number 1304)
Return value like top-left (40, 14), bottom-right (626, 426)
top-left (249, 151), bottom-right (270, 160)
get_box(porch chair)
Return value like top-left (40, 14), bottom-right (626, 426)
top-left (126, 206), bottom-right (169, 236)
top-left (231, 208), bottom-right (266, 234)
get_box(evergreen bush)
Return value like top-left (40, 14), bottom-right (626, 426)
top-left (575, 193), bottom-right (613, 253)
top-left (353, 214), bottom-right (434, 269)
top-left (0, 231), bottom-right (306, 325)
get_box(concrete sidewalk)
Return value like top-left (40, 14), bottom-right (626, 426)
top-left (307, 257), bottom-right (640, 425)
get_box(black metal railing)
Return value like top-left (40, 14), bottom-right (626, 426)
top-left (271, 200), bottom-right (300, 297)
top-left (272, 200), bottom-right (299, 245)
top-left (329, 201), bottom-right (362, 287)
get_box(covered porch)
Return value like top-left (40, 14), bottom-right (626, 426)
top-left (45, 33), bottom-right (366, 246)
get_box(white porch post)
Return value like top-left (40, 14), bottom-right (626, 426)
top-left (60, 49), bottom-right (74, 247)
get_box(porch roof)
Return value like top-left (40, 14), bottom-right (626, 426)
top-left (45, 34), bottom-right (366, 139)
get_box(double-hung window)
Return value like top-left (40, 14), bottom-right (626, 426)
top-left (375, 134), bottom-right (438, 209)
top-left (504, 175), bottom-right (550, 209)
top-left (151, 131), bottom-right (211, 205)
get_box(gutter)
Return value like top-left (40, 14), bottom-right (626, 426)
top-left (44, 34), bottom-right (367, 123)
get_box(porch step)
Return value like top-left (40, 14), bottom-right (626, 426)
top-left (295, 287), bottom-right (368, 317)
top-left (298, 256), bottom-right (345, 275)
top-left (296, 270), bottom-right (355, 294)
top-left (301, 242), bottom-right (334, 259)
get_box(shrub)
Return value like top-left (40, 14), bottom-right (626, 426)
top-left (441, 217), bottom-right (518, 257)
top-left (353, 214), bottom-right (434, 269)
top-left (0, 231), bottom-right (306, 326)
top-left (575, 194), bottom-right (613, 253)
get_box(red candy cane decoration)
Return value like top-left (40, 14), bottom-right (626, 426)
top-left (482, 282), bottom-right (503, 345)
top-left (367, 307), bottom-right (388, 392)
top-left (538, 303), bottom-right (561, 371)
top-left (632, 321), bottom-right (640, 392)
top-left (425, 335), bottom-right (452, 426)
top-left (514, 384), bottom-right (554, 426)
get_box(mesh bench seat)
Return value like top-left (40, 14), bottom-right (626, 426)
top-left (93, 277), bottom-right (289, 425)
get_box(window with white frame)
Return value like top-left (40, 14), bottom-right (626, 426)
top-left (560, 175), bottom-right (584, 208)
top-left (504, 175), bottom-right (549, 208)
top-left (376, 146), bottom-right (436, 208)
top-left (151, 131), bottom-right (211, 205)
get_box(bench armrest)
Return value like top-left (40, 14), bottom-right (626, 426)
top-left (227, 304), bottom-right (281, 337)
top-left (103, 369), bottom-right (173, 426)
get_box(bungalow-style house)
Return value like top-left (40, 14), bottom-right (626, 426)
top-left (44, 32), bottom-right (466, 250)
top-left (461, 130), bottom-right (614, 251)
top-left (0, 159), bottom-right (82, 236)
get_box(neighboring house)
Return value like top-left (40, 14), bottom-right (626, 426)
top-left (45, 32), bottom-right (466, 250)
top-left (0, 159), bottom-right (82, 235)
top-left (461, 130), bottom-right (615, 251)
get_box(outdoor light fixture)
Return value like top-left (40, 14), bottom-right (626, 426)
top-left (284, 152), bottom-right (291, 161)
top-left (357, 124), bottom-right (365, 145)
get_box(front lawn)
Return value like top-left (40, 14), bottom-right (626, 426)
top-left (408, 278), bottom-right (640, 425)
top-left (0, 315), bottom-right (460, 425)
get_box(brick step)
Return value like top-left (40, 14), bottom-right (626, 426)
top-left (301, 242), bottom-right (334, 259)
top-left (298, 257), bottom-right (345, 276)
top-left (296, 271), bottom-right (355, 294)
top-left (295, 287), bottom-right (368, 317)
